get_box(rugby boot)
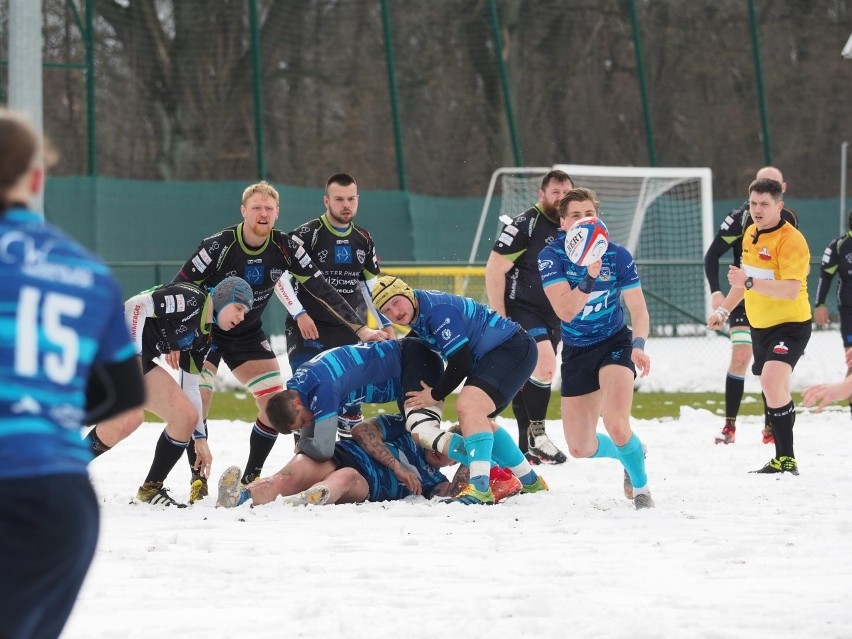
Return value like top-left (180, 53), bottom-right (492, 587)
top-left (443, 484), bottom-right (496, 505)
top-left (750, 456), bottom-right (798, 476)
top-left (189, 472), bottom-right (208, 505)
top-left (715, 420), bottom-right (736, 445)
top-left (283, 485), bottom-right (331, 506)
top-left (520, 475), bottom-right (549, 494)
top-left (489, 467), bottom-right (522, 503)
top-left (135, 481), bottom-right (187, 508)
top-left (761, 425), bottom-right (775, 445)
top-left (527, 421), bottom-right (568, 464)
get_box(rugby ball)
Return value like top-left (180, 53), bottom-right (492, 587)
top-left (565, 217), bottom-right (609, 266)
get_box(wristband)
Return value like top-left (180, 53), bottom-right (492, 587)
top-left (632, 337), bottom-right (646, 351)
top-left (577, 273), bottom-right (597, 294)
top-left (715, 307), bottom-right (730, 321)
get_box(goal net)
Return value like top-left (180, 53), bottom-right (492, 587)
top-left (472, 165), bottom-right (714, 334)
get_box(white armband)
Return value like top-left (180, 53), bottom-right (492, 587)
top-left (124, 293), bottom-right (155, 355)
top-left (274, 272), bottom-right (305, 318)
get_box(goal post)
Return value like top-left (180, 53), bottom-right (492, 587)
top-left (472, 164), bottom-right (714, 333)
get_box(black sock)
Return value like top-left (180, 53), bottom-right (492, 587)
top-left (84, 428), bottom-right (111, 458)
top-left (512, 392), bottom-right (530, 452)
top-left (762, 392), bottom-right (772, 429)
top-left (144, 430), bottom-right (189, 484)
top-left (242, 419), bottom-right (277, 483)
top-left (767, 401), bottom-right (795, 459)
top-left (186, 439), bottom-right (197, 469)
top-left (523, 379), bottom-right (552, 422)
top-left (724, 374), bottom-right (745, 421)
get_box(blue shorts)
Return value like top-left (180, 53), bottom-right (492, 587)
top-left (560, 326), bottom-right (636, 397)
top-left (0, 474), bottom-right (99, 639)
top-left (466, 329), bottom-right (538, 416)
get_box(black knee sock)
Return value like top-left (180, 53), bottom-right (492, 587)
top-left (144, 430), bottom-right (189, 484)
top-left (512, 392), bottom-right (530, 452)
top-left (84, 428), bottom-right (111, 458)
top-left (186, 439), bottom-right (197, 469)
top-left (767, 401), bottom-right (795, 459)
top-left (242, 419), bottom-right (277, 483)
top-left (762, 392), bottom-right (772, 429)
top-left (725, 374), bottom-right (745, 421)
top-left (523, 379), bottom-right (552, 422)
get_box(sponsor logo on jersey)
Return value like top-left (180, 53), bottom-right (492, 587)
top-left (192, 255), bottom-right (207, 273)
top-left (0, 231), bottom-right (94, 287)
top-left (177, 332), bottom-right (195, 349)
top-left (759, 247), bottom-right (772, 261)
top-left (504, 225), bottom-right (519, 236)
top-left (244, 265), bottom-right (264, 285)
top-left (317, 250), bottom-right (329, 263)
top-left (175, 324), bottom-right (189, 335)
top-left (772, 341), bottom-right (789, 355)
top-left (610, 349), bottom-right (624, 360)
top-left (165, 295), bottom-right (176, 314)
top-left (441, 328), bottom-right (453, 341)
top-left (498, 232), bottom-right (513, 246)
top-left (182, 308), bottom-right (200, 323)
top-left (176, 294), bottom-right (186, 312)
top-left (721, 215), bottom-right (734, 231)
top-left (11, 395), bottom-right (41, 415)
top-left (538, 258), bottom-right (554, 270)
top-left (261, 339), bottom-right (272, 352)
top-left (199, 249), bottom-right (212, 265)
top-left (335, 246), bottom-right (353, 264)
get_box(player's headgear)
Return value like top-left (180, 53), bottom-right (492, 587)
top-left (371, 275), bottom-right (415, 310)
top-left (211, 276), bottom-right (254, 314)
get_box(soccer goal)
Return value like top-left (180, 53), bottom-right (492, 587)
top-left (472, 165), bottom-right (714, 334)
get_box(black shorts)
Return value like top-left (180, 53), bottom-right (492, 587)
top-left (750, 320), bottom-right (811, 376)
top-left (505, 302), bottom-right (560, 351)
top-left (839, 307), bottom-right (852, 348)
top-left (466, 330), bottom-right (538, 417)
top-left (285, 318), bottom-right (358, 369)
top-left (729, 301), bottom-right (750, 329)
top-left (560, 326), bottom-right (636, 397)
top-left (206, 322), bottom-right (277, 370)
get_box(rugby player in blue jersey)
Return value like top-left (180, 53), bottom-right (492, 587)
top-left (216, 413), bottom-right (465, 507)
top-left (539, 188), bottom-right (654, 509)
top-left (0, 109), bottom-right (145, 639)
top-left (84, 276), bottom-right (254, 507)
top-left (371, 278), bottom-right (549, 505)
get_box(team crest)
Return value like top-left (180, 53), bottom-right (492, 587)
top-left (335, 246), bottom-right (353, 264)
top-left (356, 249), bottom-right (366, 264)
top-left (244, 265), bottom-right (264, 285)
top-left (599, 267), bottom-right (612, 281)
top-left (759, 247), bottom-right (772, 261)
top-left (772, 341), bottom-right (789, 355)
top-left (270, 268), bottom-right (283, 282)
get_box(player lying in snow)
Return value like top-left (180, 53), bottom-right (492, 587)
top-left (215, 414), bottom-right (526, 507)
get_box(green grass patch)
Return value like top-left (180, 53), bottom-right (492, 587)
top-left (192, 390), bottom-right (776, 423)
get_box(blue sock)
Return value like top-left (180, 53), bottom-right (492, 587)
top-left (237, 489), bottom-right (250, 507)
top-left (592, 433), bottom-right (619, 459)
top-left (616, 434), bottom-right (647, 490)
top-left (491, 426), bottom-right (525, 467)
top-left (465, 432), bottom-right (494, 492)
top-left (445, 432), bottom-right (469, 465)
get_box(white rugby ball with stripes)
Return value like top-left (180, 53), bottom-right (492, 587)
top-left (564, 217), bottom-right (609, 266)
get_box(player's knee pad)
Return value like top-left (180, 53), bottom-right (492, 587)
top-left (246, 370), bottom-right (284, 400)
top-left (405, 407), bottom-right (448, 452)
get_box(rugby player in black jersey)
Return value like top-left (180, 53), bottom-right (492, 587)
top-left (84, 276), bottom-right (254, 507)
top-left (704, 167), bottom-right (798, 445)
top-left (281, 173), bottom-right (394, 445)
top-left (485, 170), bottom-right (573, 464)
top-left (172, 181), bottom-right (385, 495)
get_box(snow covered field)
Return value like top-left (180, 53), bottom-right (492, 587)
top-left (61, 329), bottom-right (852, 639)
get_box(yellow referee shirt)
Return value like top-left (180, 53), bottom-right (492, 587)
top-left (741, 220), bottom-right (811, 328)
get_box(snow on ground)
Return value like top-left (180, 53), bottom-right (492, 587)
top-left (62, 330), bottom-right (852, 639)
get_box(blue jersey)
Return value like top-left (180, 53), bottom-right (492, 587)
top-left (539, 232), bottom-right (641, 348)
top-left (408, 289), bottom-right (519, 363)
top-left (335, 414), bottom-right (449, 501)
top-left (0, 208), bottom-right (137, 479)
top-left (287, 339), bottom-right (404, 425)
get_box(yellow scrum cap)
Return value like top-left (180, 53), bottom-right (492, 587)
top-left (371, 275), bottom-right (415, 310)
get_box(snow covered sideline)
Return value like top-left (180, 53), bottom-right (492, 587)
top-left (66, 402), bottom-right (852, 639)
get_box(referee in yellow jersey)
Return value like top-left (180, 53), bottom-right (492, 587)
top-left (708, 178), bottom-right (811, 475)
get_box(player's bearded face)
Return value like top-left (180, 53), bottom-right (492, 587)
top-left (241, 194), bottom-right (279, 238)
top-left (540, 180), bottom-right (573, 216)
top-left (325, 183), bottom-right (359, 227)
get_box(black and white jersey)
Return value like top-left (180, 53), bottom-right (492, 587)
top-left (173, 222), bottom-right (364, 340)
top-left (492, 203), bottom-right (560, 320)
top-left (816, 232), bottom-right (852, 308)
top-left (129, 281), bottom-right (212, 374)
top-left (289, 215), bottom-right (380, 329)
